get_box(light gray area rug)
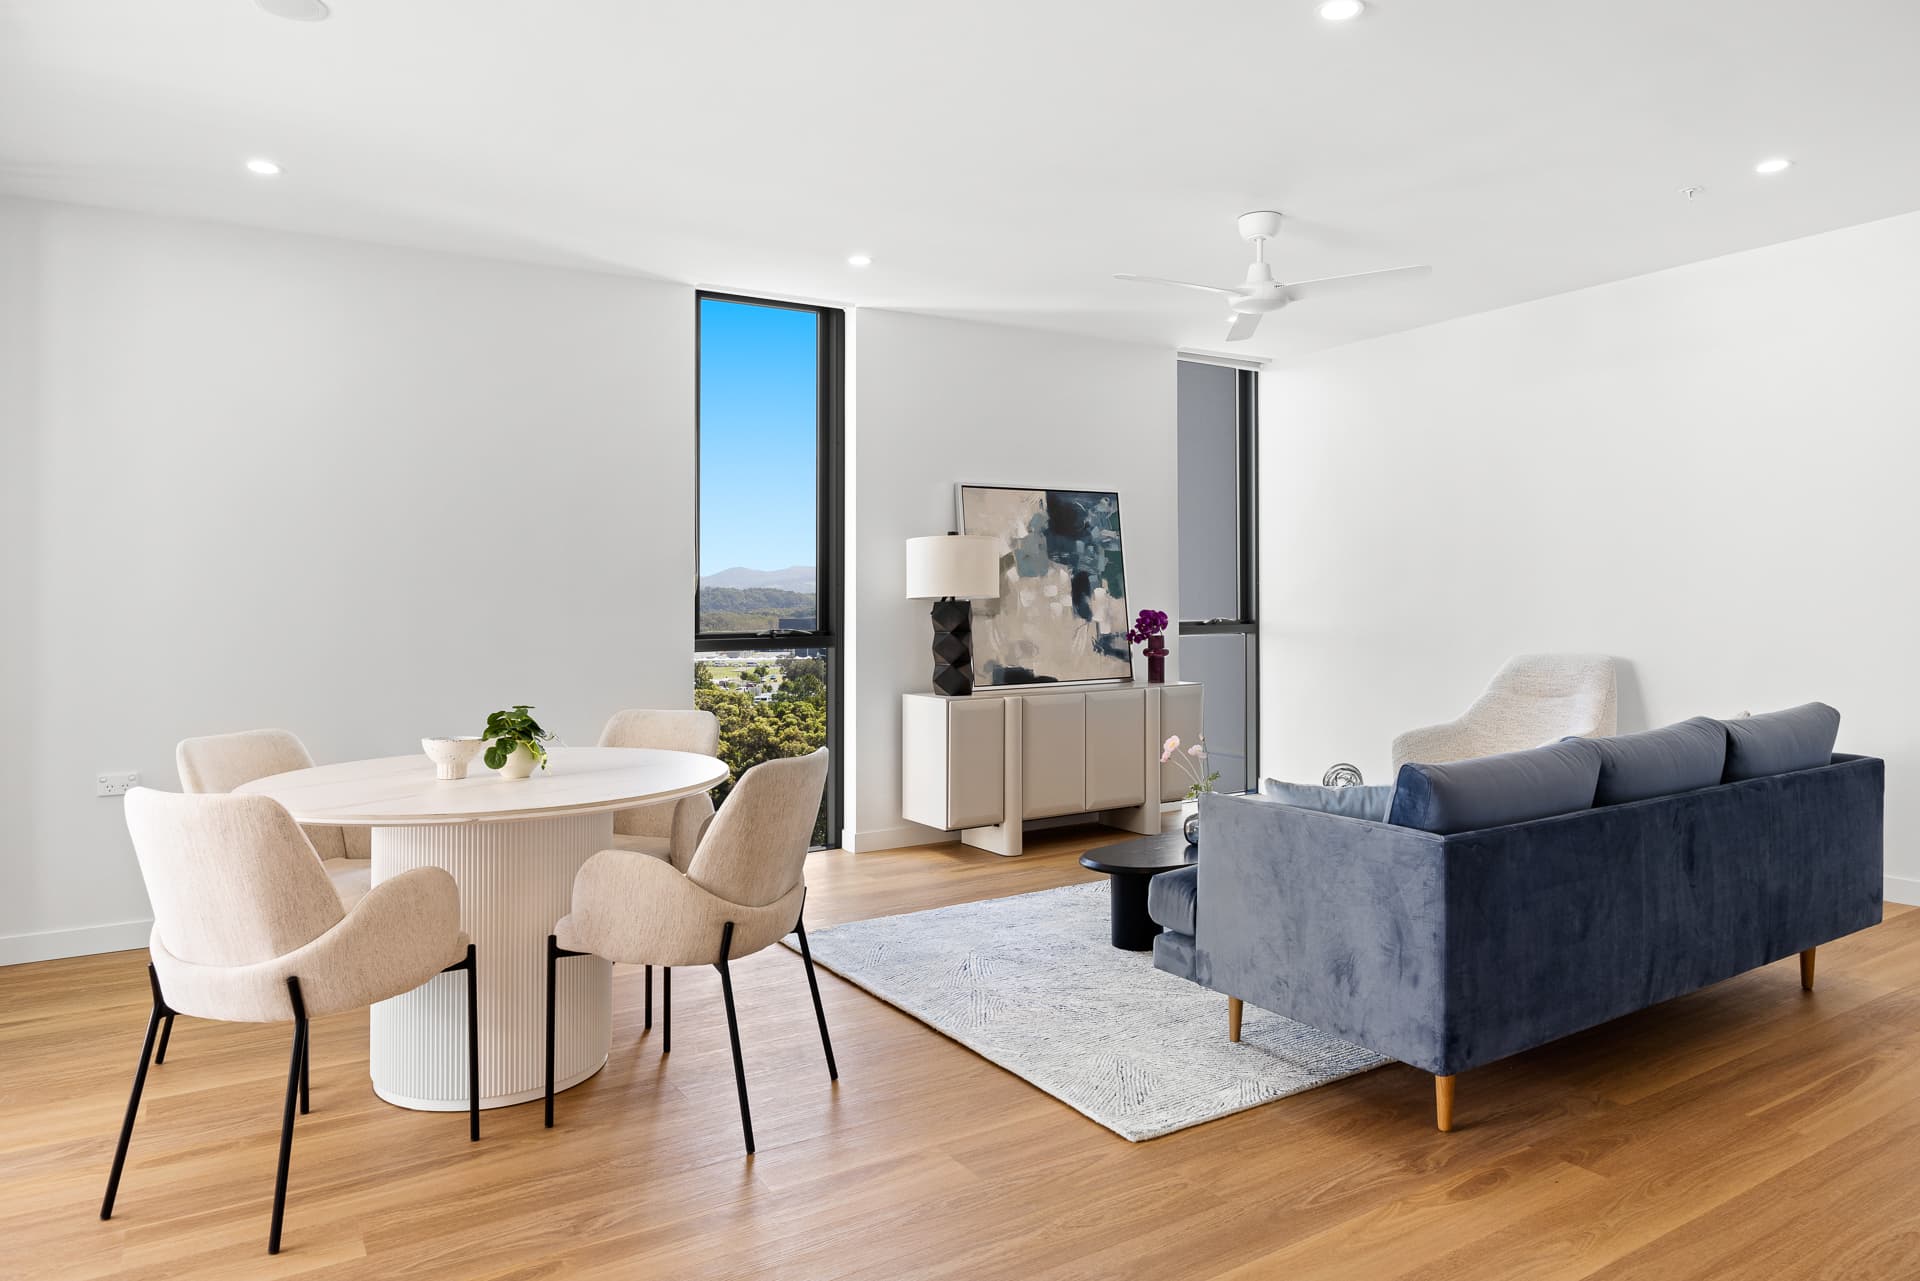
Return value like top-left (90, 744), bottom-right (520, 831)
top-left (787, 880), bottom-right (1386, 1141)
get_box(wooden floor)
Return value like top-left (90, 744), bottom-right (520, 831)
top-left (7, 827), bottom-right (1920, 1280)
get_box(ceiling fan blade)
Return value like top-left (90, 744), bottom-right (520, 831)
top-left (1224, 311), bottom-right (1262, 342)
top-left (1114, 273), bottom-right (1241, 297)
top-left (1283, 264), bottom-right (1432, 300)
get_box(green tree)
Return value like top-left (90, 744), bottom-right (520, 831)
top-left (695, 679), bottom-right (830, 845)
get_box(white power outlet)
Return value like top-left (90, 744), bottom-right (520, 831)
top-left (96, 771), bottom-right (140, 797)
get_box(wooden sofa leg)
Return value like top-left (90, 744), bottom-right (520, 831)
top-left (1801, 947), bottom-right (1817, 992)
top-left (1435, 1075), bottom-right (1456, 1132)
top-left (1227, 997), bottom-right (1243, 1043)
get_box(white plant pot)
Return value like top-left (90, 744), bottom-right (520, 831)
top-left (496, 744), bottom-right (538, 780)
top-left (421, 736), bottom-right (486, 781)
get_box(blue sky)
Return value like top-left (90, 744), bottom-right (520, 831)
top-left (699, 297), bottom-right (817, 577)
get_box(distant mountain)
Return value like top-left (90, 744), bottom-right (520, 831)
top-left (700, 565), bottom-right (817, 592)
top-left (698, 585), bottom-right (816, 633)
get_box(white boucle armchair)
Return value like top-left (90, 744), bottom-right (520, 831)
top-left (1391, 654), bottom-right (1618, 773)
top-left (176, 729), bottom-right (373, 909)
top-left (106, 789), bottom-right (478, 1256)
top-left (544, 748), bottom-right (834, 1154)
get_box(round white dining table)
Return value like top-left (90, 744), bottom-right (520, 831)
top-left (237, 746), bottom-right (728, 1112)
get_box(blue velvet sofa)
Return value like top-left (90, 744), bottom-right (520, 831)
top-left (1148, 704), bottom-right (1883, 1131)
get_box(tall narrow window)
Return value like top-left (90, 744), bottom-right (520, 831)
top-left (695, 294), bottom-right (844, 847)
top-left (1176, 360), bottom-right (1258, 793)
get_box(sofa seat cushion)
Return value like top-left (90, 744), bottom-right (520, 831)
top-left (1259, 778), bottom-right (1394, 822)
top-left (1586, 717), bottom-right (1727, 805)
top-left (1721, 703), bottom-right (1841, 781)
top-left (1147, 864), bottom-right (1197, 936)
top-left (1388, 738), bottom-right (1601, 835)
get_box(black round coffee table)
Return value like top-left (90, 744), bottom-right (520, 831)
top-left (1079, 832), bottom-right (1197, 950)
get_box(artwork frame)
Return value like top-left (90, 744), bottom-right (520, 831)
top-left (955, 483), bottom-right (1133, 687)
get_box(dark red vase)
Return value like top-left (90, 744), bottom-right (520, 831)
top-left (1144, 636), bottom-right (1168, 683)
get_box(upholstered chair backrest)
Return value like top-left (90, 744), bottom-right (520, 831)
top-left (1472, 653), bottom-right (1619, 744)
top-left (176, 729), bottom-right (355, 861)
top-left (598, 708), bottom-right (721, 756)
top-left (599, 710), bottom-right (723, 841)
top-left (124, 789), bottom-right (345, 968)
top-left (686, 749), bottom-right (829, 908)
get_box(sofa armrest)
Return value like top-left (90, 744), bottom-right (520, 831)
top-left (1193, 791), bottom-right (1451, 1072)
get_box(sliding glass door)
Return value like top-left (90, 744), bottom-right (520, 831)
top-left (695, 293), bottom-right (845, 847)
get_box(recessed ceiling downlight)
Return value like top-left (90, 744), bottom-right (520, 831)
top-left (847, 253), bottom-right (872, 267)
top-left (1317, 0), bottom-right (1364, 20)
top-left (256, 0), bottom-right (331, 19)
top-left (1754, 156), bottom-right (1794, 176)
top-left (245, 158), bottom-right (283, 177)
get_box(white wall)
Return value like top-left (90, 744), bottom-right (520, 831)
top-left (0, 198), bottom-right (695, 963)
top-left (1259, 208), bottom-right (1920, 898)
top-left (850, 309), bottom-right (1178, 850)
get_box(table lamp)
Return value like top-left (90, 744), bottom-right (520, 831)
top-left (905, 533), bottom-right (1000, 696)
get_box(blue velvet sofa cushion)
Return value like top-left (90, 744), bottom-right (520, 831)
top-left (1147, 864), bottom-right (1197, 936)
top-left (1584, 716), bottom-right (1727, 805)
top-left (1387, 738), bottom-right (1601, 835)
top-left (1721, 703), bottom-right (1841, 781)
top-left (1259, 778), bottom-right (1394, 822)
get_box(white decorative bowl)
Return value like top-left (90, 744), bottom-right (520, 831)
top-left (422, 736), bottom-right (486, 781)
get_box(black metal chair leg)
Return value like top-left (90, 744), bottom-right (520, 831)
top-left (715, 922), bottom-right (754, 1155)
top-left (544, 935), bottom-right (559, 1128)
top-left (793, 913), bottom-right (839, 1082)
top-left (662, 966), bottom-right (671, 1054)
top-left (644, 964), bottom-right (652, 1031)
top-left (298, 1026), bottom-right (310, 1115)
top-left (101, 965), bottom-right (169, 1220)
top-left (465, 945), bottom-right (479, 1142)
top-left (153, 1012), bottom-right (175, 1066)
top-left (269, 977), bottom-right (309, 1256)
top-left (543, 937), bottom-right (587, 1129)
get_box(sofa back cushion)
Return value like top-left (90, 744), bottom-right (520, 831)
top-left (1720, 702), bottom-right (1841, 782)
top-left (1584, 717), bottom-right (1727, 805)
top-left (1259, 778), bottom-right (1394, 822)
top-left (1388, 738), bottom-right (1601, 835)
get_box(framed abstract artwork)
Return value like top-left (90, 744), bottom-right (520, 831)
top-left (956, 484), bottom-right (1132, 685)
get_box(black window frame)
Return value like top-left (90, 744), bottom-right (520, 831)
top-left (693, 291), bottom-right (845, 848)
top-left (1177, 366), bottom-right (1259, 782)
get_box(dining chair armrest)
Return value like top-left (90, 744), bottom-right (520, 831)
top-left (559, 850), bottom-right (801, 967)
top-left (151, 867), bottom-right (466, 1022)
top-left (670, 792), bottom-right (716, 871)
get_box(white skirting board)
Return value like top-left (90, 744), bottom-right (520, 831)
top-left (0, 918), bottom-right (154, 967)
top-left (1887, 875), bottom-right (1920, 908)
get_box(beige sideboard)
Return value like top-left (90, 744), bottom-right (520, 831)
top-left (902, 682), bottom-right (1203, 856)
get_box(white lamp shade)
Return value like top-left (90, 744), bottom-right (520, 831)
top-left (905, 534), bottom-right (1000, 600)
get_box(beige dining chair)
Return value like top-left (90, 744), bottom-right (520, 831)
top-left (544, 748), bottom-right (833, 1154)
top-left (176, 729), bottom-right (373, 910)
top-left (106, 789), bottom-right (479, 1255)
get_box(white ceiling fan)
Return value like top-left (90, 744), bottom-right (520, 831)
top-left (1116, 211), bottom-right (1431, 342)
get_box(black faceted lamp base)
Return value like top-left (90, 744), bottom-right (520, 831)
top-left (928, 597), bottom-right (975, 696)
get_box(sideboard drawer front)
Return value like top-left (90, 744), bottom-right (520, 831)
top-left (1021, 693), bottom-right (1087, 819)
top-left (946, 698), bottom-right (1006, 829)
top-left (1085, 689), bottom-right (1146, 809)
top-left (1159, 684), bottom-right (1206, 802)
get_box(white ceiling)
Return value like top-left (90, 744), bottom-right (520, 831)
top-left (4, 0), bottom-right (1919, 362)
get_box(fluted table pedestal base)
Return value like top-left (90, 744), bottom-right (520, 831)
top-left (370, 813), bottom-right (614, 1111)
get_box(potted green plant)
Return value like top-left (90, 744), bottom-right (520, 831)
top-left (482, 705), bottom-right (554, 779)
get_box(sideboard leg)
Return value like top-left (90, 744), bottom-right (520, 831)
top-left (1227, 997), bottom-right (1242, 1043)
top-left (1800, 947), bottom-right (1817, 991)
top-left (1435, 1075), bottom-right (1456, 1132)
